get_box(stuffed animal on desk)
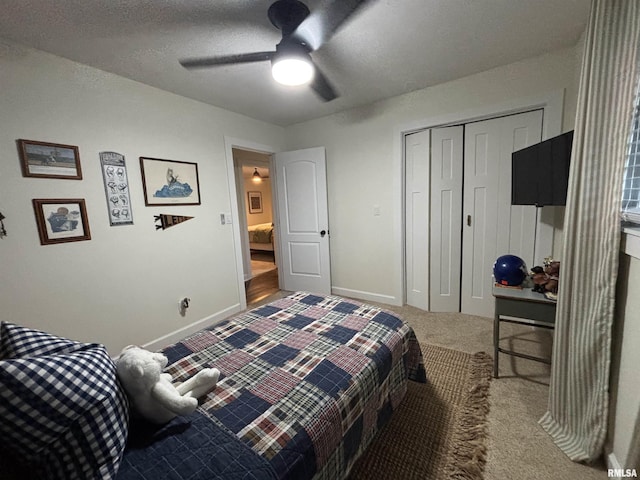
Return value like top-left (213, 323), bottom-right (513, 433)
top-left (531, 261), bottom-right (560, 295)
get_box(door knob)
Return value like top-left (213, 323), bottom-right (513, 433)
top-left (320, 230), bottom-right (327, 237)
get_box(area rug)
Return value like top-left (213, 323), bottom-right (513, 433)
top-left (348, 344), bottom-right (493, 480)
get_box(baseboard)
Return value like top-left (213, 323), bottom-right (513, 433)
top-left (331, 287), bottom-right (400, 306)
top-left (607, 450), bottom-right (624, 480)
top-left (609, 450), bottom-right (622, 468)
top-left (142, 303), bottom-right (242, 352)
top-left (142, 289), bottom-right (400, 352)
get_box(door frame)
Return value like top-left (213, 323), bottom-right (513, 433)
top-left (395, 90), bottom-right (566, 307)
top-left (224, 136), bottom-right (280, 311)
top-left (234, 152), bottom-right (272, 283)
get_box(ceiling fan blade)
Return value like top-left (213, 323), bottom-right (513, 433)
top-left (291, 0), bottom-right (373, 51)
top-left (310, 66), bottom-right (338, 102)
top-left (180, 51), bottom-right (275, 69)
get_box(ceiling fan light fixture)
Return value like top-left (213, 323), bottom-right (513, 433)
top-left (271, 50), bottom-right (314, 86)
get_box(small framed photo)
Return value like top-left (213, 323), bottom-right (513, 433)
top-left (18, 139), bottom-right (82, 179)
top-left (32, 199), bottom-right (91, 245)
top-left (248, 191), bottom-right (263, 214)
top-left (140, 157), bottom-right (201, 206)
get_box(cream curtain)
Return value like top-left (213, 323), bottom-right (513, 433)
top-left (539, 0), bottom-right (640, 462)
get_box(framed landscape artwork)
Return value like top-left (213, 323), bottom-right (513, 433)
top-left (140, 157), bottom-right (201, 206)
top-left (32, 199), bottom-right (91, 245)
top-left (18, 139), bottom-right (82, 180)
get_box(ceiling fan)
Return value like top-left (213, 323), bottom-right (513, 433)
top-left (179, 0), bottom-right (373, 102)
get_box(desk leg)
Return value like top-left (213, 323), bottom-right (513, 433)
top-left (493, 309), bottom-right (500, 378)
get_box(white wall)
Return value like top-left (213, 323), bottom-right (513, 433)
top-left (609, 238), bottom-right (640, 471)
top-left (285, 47), bottom-right (580, 305)
top-left (0, 41), bottom-right (285, 355)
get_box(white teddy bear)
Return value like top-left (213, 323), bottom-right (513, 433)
top-left (116, 345), bottom-right (220, 424)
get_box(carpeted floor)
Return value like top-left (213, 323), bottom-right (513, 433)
top-left (379, 303), bottom-right (607, 480)
top-left (349, 344), bottom-right (492, 480)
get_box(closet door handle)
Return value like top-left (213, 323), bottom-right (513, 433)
top-left (467, 215), bottom-right (472, 227)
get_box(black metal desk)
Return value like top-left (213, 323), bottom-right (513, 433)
top-left (492, 285), bottom-right (557, 378)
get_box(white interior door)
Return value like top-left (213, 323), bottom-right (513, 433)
top-left (405, 130), bottom-right (430, 310)
top-left (461, 110), bottom-right (543, 317)
top-left (430, 126), bottom-right (463, 312)
top-left (274, 147), bottom-right (331, 295)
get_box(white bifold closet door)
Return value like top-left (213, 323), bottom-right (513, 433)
top-left (405, 130), bottom-right (431, 310)
top-left (429, 126), bottom-right (464, 312)
top-left (406, 109), bottom-right (543, 317)
top-left (461, 110), bottom-right (542, 317)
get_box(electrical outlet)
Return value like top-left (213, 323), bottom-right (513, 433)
top-left (179, 297), bottom-right (190, 317)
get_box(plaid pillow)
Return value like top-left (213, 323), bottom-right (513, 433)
top-left (0, 321), bottom-right (83, 359)
top-left (0, 322), bottom-right (129, 479)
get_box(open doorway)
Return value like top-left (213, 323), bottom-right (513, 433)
top-left (232, 148), bottom-right (280, 305)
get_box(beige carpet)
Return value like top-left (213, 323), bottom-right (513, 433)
top-left (349, 344), bottom-right (492, 480)
top-left (380, 304), bottom-right (608, 480)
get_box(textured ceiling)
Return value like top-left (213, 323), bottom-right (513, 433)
top-left (0, 0), bottom-right (590, 126)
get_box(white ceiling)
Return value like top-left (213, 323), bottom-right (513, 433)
top-left (0, 0), bottom-right (590, 126)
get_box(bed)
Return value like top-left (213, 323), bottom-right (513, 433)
top-left (248, 222), bottom-right (275, 252)
top-left (0, 292), bottom-right (425, 480)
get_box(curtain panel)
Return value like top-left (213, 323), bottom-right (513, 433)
top-left (539, 0), bottom-right (640, 462)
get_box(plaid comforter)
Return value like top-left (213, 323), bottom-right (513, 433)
top-left (120, 292), bottom-right (425, 480)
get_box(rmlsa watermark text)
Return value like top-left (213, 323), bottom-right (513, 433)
top-left (608, 469), bottom-right (638, 478)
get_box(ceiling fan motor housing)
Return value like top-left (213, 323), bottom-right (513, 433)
top-left (268, 0), bottom-right (310, 35)
top-left (274, 40), bottom-right (312, 61)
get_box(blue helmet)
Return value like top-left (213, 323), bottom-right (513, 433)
top-left (493, 255), bottom-right (527, 286)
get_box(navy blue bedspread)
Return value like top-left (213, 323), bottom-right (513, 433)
top-left (116, 411), bottom-right (278, 480)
